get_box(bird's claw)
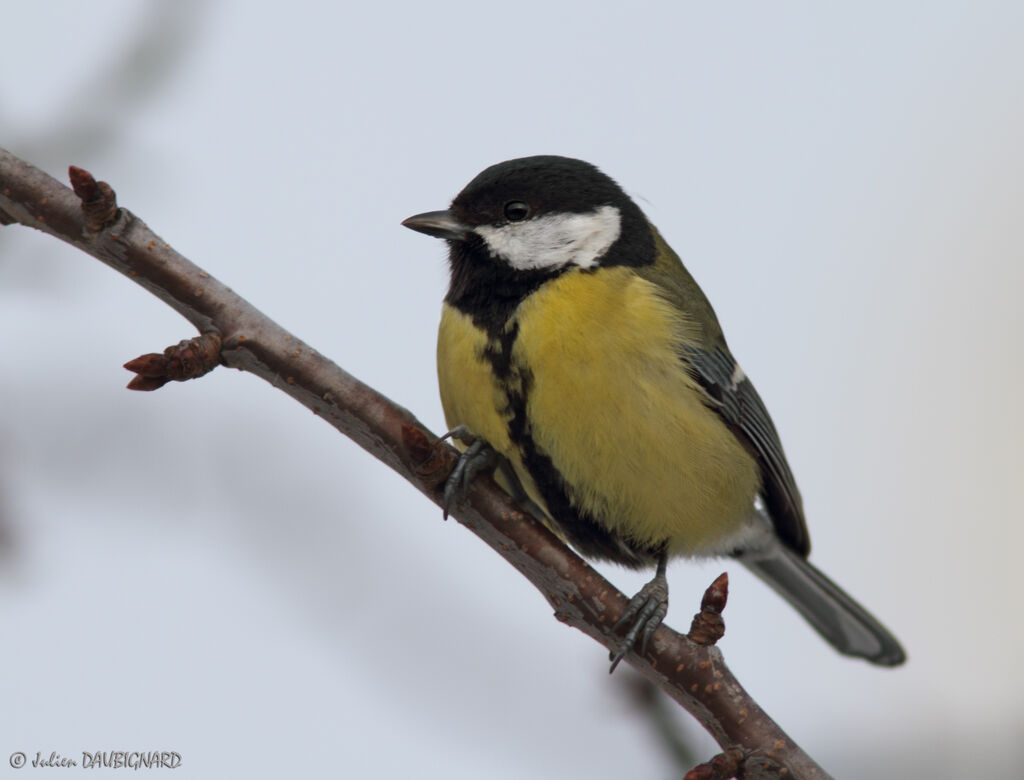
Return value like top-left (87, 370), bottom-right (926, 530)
top-left (441, 428), bottom-right (497, 519)
top-left (609, 571), bottom-right (669, 673)
top-left (440, 425), bottom-right (477, 447)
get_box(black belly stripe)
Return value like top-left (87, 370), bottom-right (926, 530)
top-left (479, 320), bottom-right (660, 569)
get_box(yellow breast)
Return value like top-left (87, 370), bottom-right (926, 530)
top-left (437, 267), bottom-right (760, 556)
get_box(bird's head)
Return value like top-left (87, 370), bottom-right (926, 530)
top-left (403, 156), bottom-right (655, 307)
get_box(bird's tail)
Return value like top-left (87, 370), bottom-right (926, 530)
top-left (739, 544), bottom-right (906, 666)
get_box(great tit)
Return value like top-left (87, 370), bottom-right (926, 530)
top-left (403, 155), bottom-right (905, 670)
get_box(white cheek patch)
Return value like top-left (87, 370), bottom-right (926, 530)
top-left (474, 205), bottom-right (622, 271)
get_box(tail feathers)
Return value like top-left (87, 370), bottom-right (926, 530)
top-left (740, 545), bottom-right (906, 666)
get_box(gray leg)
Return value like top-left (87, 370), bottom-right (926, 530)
top-left (609, 551), bottom-right (669, 673)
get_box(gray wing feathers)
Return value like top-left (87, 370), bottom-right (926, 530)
top-left (681, 345), bottom-right (809, 555)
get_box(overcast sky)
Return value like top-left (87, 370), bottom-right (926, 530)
top-left (2, 2), bottom-right (1022, 778)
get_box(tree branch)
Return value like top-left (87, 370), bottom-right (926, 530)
top-left (0, 147), bottom-right (831, 779)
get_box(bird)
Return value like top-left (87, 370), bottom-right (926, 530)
top-left (402, 155), bottom-right (905, 671)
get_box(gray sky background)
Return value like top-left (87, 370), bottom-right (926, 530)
top-left (1, 2), bottom-right (1022, 777)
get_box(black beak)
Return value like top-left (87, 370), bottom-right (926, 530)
top-left (401, 210), bottom-right (471, 241)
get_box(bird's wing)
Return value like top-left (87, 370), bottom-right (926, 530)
top-left (638, 225), bottom-right (810, 555)
top-left (680, 344), bottom-right (810, 556)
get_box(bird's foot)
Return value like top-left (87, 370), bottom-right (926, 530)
top-left (441, 425), bottom-right (477, 448)
top-left (609, 556), bottom-right (669, 673)
top-left (440, 427), bottom-right (497, 519)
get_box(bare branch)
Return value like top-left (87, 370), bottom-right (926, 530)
top-left (0, 147), bottom-right (832, 780)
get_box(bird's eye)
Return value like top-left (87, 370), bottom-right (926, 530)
top-left (503, 201), bottom-right (531, 222)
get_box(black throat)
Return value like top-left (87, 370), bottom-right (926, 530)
top-left (443, 234), bottom-right (566, 338)
top-left (443, 212), bottom-right (656, 339)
